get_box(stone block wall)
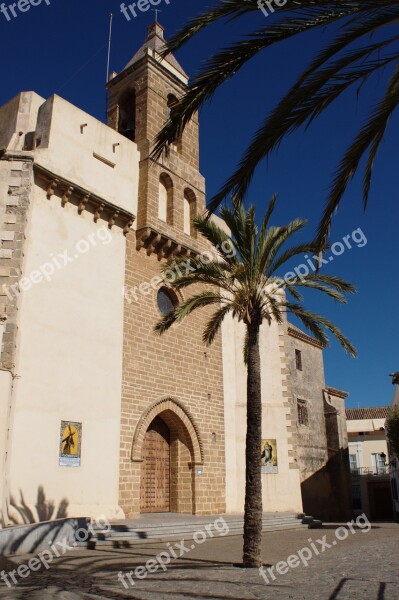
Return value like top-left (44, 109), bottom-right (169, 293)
top-left (0, 154), bottom-right (33, 369)
top-left (120, 238), bottom-right (226, 517)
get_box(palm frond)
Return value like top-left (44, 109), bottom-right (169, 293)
top-left (288, 280), bottom-right (347, 303)
top-left (285, 302), bottom-right (357, 357)
top-left (193, 214), bottom-right (238, 265)
top-left (300, 273), bottom-right (356, 294)
top-left (152, 3), bottom-right (361, 161)
top-left (150, 0), bottom-right (399, 238)
top-left (259, 219), bottom-right (308, 277)
top-left (155, 201), bottom-right (355, 364)
top-left (267, 243), bottom-right (318, 275)
top-left (297, 6), bottom-right (399, 85)
top-left (203, 303), bottom-right (232, 345)
top-left (160, 0), bottom-right (260, 57)
top-left (154, 291), bottom-right (223, 334)
top-left (316, 62), bottom-right (399, 246)
top-left (208, 48), bottom-right (399, 214)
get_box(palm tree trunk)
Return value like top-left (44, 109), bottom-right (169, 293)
top-left (243, 320), bottom-right (263, 568)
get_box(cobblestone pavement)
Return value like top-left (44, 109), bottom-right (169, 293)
top-left (0, 522), bottom-right (398, 599)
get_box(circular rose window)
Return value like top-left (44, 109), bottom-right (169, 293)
top-left (157, 287), bottom-right (178, 315)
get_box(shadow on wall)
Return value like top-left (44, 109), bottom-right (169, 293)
top-left (301, 448), bottom-right (352, 522)
top-left (0, 487), bottom-right (91, 557)
top-left (8, 485), bottom-right (68, 525)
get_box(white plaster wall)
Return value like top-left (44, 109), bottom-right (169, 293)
top-left (0, 91), bottom-right (44, 151)
top-left (8, 185), bottom-right (127, 520)
top-left (392, 386), bottom-right (399, 408)
top-left (347, 418), bottom-right (387, 433)
top-left (222, 315), bottom-right (303, 514)
top-left (349, 437), bottom-right (388, 470)
top-left (0, 364), bottom-right (12, 526)
top-left (34, 95), bottom-right (139, 216)
top-left (391, 387), bottom-right (399, 516)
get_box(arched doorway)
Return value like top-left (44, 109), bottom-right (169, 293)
top-left (140, 416), bottom-right (171, 513)
top-left (128, 399), bottom-right (205, 516)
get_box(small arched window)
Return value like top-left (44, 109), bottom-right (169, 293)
top-left (157, 287), bottom-right (178, 315)
top-left (167, 94), bottom-right (181, 151)
top-left (183, 188), bottom-right (196, 236)
top-left (159, 173), bottom-right (173, 224)
top-left (118, 90), bottom-right (136, 142)
top-left (167, 94), bottom-right (178, 119)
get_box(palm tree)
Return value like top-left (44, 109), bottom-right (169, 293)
top-left (154, 196), bottom-right (356, 567)
top-left (153, 0), bottom-right (399, 244)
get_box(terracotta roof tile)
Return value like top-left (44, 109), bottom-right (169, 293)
top-left (345, 407), bottom-right (389, 420)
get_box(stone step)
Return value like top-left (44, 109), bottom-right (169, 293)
top-left (95, 513), bottom-right (302, 530)
top-left (89, 519), bottom-right (302, 538)
top-left (81, 523), bottom-right (306, 548)
top-left (92, 515), bottom-right (301, 533)
top-left (74, 513), bottom-right (321, 548)
top-left (301, 515), bottom-right (323, 527)
top-left (308, 519), bottom-right (323, 529)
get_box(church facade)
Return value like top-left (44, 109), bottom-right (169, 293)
top-left (0, 23), bottom-right (350, 526)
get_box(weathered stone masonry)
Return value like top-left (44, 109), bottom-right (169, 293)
top-left (0, 153), bottom-right (33, 369)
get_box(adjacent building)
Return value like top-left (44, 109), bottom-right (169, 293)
top-left (346, 407), bottom-right (392, 520)
top-left (389, 379), bottom-right (399, 521)
top-left (287, 326), bottom-right (351, 521)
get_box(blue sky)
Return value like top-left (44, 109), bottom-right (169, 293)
top-left (1, 0), bottom-right (397, 408)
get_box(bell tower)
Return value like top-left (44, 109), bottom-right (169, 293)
top-left (107, 22), bottom-right (206, 252)
top-left (107, 24), bottom-right (227, 519)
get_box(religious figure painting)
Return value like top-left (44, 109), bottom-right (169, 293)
top-left (261, 439), bottom-right (278, 473)
top-left (59, 421), bottom-right (82, 467)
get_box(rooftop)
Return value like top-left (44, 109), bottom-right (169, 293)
top-left (345, 407), bottom-right (389, 421)
top-left (123, 22), bottom-right (188, 80)
top-left (287, 323), bottom-right (325, 349)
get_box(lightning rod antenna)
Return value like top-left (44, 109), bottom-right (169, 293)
top-left (106, 13), bottom-right (113, 84)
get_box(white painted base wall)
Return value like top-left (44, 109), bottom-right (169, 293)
top-left (222, 315), bottom-right (303, 514)
top-left (7, 188), bottom-right (127, 522)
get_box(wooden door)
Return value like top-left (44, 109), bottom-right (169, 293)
top-left (370, 484), bottom-right (393, 520)
top-left (140, 417), bottom-right (170, 513)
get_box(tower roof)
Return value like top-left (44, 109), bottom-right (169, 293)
top-left (123, 22), bottom-right (188, 81)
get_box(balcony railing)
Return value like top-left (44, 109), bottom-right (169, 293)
top-left (350, 466), bottom-right (390, 476)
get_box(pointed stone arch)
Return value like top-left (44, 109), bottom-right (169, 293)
top-left (131, 397), bottom-right (204, 465)
top-left (158, 172), bottom-right (174, 225)
top-left (117, 87), bottom-right (137, 142)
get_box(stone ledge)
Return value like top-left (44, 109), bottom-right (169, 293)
top-left (136, 226), bottom-right (201, 258)
top-left (34, 164), bottom-right (135, 235)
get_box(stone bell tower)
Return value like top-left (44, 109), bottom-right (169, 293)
top-left (107, 22), bottom-right (206, 252)
top-left (106, 23), bottom-right (226, 518)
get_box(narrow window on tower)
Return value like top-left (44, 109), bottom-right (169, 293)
top-left (167, 94), bottom-right (182, 153)
top-left (158, 173), bottom-right (173, 224)
top-left (118, 90), bottom-right (136, 142)
top-left (183, 188), bottom-right (196, 236)
top-left (295, 349), bottom-right (302, 371)
top-left (297, 399), bottom-right (309, 426)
